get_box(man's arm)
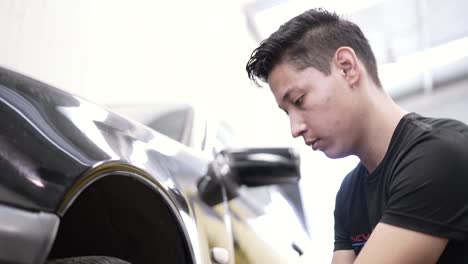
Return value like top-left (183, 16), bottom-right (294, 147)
top-left (354, 223), bottom-right (448, 264)
top-left (332, 250), bottom-right (356, 264)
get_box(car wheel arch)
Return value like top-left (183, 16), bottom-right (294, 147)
top-left (48, 165), bottom-right (195, 264)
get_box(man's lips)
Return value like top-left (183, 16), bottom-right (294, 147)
top-left (311, 139), bottom-right (320, 150)
top-left (306, 139), bottom-right (320, 150)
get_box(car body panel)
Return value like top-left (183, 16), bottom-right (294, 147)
top-left (0, 67), bottom-right (210, 212)
top-left (0, 67), bottom-right (219, 263)
top-left (0, 66), bottom-right (310, 263)
top-left (0, 203), bottom-right (58, 264)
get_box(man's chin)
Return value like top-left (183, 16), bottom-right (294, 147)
top-left (323, 149), bottom-right (350, 159)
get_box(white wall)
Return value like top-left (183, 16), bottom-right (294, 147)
top-left (0, 1), bottom-right (88, 93)
top-left (398, 78), bottom-right (468, 124)
top-left (0, 0), bottom-right (301, 144)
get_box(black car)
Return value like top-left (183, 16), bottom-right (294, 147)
top-left (0, 67), bottom-right (311, 264)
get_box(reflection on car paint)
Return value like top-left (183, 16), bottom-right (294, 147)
top-left (0, 67), bottom-right (311, 264)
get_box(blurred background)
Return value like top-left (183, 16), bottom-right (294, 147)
top-left (1, 0), bottom-right (467, 262)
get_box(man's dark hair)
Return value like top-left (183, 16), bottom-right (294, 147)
top-left (246, 8), bottom-right (381, 87)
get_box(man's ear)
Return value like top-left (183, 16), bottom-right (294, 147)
top-left (333, 47), bottom-right (360, 87)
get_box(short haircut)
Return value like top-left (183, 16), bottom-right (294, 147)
top-left (246, 8), bottom-right (382, 87)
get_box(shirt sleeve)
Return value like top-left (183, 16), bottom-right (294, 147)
top-left (381, 133), bottom-right (468, 240)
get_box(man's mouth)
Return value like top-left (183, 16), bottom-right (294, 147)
top-left (311, 139), bottom-right (320, 150)
top-left (306, 139), bottom-right (320, 150)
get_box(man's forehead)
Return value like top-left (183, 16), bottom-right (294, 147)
top-left (268, 64), bottom-right (294, 91)
top-left (268, 64), bottom-right (302, 99)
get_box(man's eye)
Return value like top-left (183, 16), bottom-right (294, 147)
top-left (293, 96), bottom-right (304, 106)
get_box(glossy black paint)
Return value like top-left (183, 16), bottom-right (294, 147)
top-left (197, 147), bottom-right (301, 206)
top-left (224, 148), bottom-right (301, 187)
top-left (0, 66), bottom-right (206, 213)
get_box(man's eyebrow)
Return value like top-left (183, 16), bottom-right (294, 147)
top-left (281, 89), bottom-right (292, 103)
top-left (277, 104), bottom-right (288, 115)
top-left (277, 87), bottom-right (294, 115)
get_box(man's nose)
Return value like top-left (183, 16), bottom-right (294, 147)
top-left (290, 117), bottom-right (306, 138)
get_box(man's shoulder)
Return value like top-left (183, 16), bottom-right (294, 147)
top-left (405, 113), bottom-right (468, 136)
top-left (395, 113), bottom-right (468, 155)
top-left (404, 114), bottom-right (468, 152)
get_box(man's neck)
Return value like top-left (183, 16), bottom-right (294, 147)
top-left (356, 92), bottom-right (408, 173)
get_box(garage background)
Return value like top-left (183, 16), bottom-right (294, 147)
top-left (1, 0), bottom-right (467, 262)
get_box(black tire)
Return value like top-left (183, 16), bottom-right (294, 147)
top-left (47, 256), bottom-right (131, 264)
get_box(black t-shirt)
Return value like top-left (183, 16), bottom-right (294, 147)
top-left (334, 113), bottom-right (468, 263)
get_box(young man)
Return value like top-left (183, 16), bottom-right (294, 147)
top-left (246, 8), bottom-right (468, 264)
